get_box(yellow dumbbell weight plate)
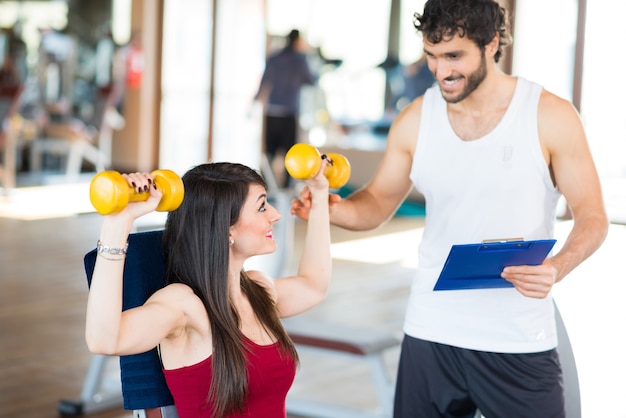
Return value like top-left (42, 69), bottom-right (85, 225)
top-left (324, 153), bottom-right (351, 189)
top-left (152, 169), bottom-right (185, 212)
top-left (89, 171), bottom-right (130, 215)
top-left (285, 143), bottom-right (322, 181)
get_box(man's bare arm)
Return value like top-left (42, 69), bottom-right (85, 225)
top-left (541, 91), bottom-right (608, 282)
top-left (327, 98), bottom-right (424, 231)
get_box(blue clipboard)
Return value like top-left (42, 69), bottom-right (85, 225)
top-left (434, 238), bottom-right (557, 291)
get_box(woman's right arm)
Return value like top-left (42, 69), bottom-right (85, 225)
top-left (85, 173), bottom-right (185, 356)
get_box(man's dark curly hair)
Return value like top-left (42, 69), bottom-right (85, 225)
top-left (414, 0), bottom-right (512, 63)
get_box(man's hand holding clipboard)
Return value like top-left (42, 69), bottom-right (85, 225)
top-left (499, 240), bottom-right (559, 298)
top-left (434, 238), bottom-right (557, 298)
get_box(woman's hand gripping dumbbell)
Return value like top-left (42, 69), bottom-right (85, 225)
top-left (89, 169), bottom-right (184, 215)
top-left (284, 143), bottom-right (351, 189)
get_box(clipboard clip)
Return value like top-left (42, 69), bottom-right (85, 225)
top-left (481, 237), bottom-right (524, 243)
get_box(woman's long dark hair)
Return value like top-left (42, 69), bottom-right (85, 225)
top-left (162, 162), bottom-right (298, 417)
top-left (414, 0), bottom-right (512, 63)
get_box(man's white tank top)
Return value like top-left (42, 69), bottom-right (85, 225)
top-left (406, 77), bottom-right (562, 353)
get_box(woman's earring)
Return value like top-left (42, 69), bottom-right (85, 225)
top-left (229, 238), bottom-right (234, 246)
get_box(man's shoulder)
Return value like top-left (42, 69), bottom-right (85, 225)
top-left (387, 96), bottom-right (426, 151)
top-left (535, 85), bottom-right (575, 115)
top-left (400, 94), bottom-right (428, 121)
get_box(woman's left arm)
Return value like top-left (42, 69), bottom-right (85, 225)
top-left (273, 163), bottom-right (331, 317)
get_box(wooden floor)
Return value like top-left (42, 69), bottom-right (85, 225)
top-left (0, 189), bottom-right (423, 418)
top-left (2, 181), bottom-right (626, 418)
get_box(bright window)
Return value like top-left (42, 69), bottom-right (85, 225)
top-left (272, 0), bottom-right (392, 122)
top-left (512, 0), bottom-right (578, 102)
top-left (580, 1), bottom-right (626, 178)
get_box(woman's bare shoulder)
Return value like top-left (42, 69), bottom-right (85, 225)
top-left (148, 283), bottom-right (205, 317)
top-left (151, 283), bottom-right (210, 338)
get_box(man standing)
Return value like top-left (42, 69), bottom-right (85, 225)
top-left (292, 0), bottom-right (608, 416)
top-left (256, 29), bottom-right (316, 188)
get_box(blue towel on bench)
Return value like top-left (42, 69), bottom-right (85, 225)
top-left (84, 229), bottom-right (174, 410)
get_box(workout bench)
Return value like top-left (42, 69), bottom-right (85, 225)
top-left (283, 318), bottom-right (400, 418)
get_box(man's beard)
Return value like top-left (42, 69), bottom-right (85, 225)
top-left (440, 52), bottom-right (487, 104)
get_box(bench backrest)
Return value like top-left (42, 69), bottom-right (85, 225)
top-left (84, 229), bottom-right (174, 410)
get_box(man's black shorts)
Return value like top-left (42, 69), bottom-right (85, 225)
top-left (394, 334), bottom-right (565, 418)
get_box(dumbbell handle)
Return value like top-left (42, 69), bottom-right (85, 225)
top-left (89, 169), bottom-right (184, 215)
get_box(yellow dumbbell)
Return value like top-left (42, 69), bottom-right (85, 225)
top-left (89, 169), bottom-right (184, 215)
top-left (284, 143), bottom-right (351, 189)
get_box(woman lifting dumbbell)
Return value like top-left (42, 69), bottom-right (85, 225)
top-left (85, 161), bottom-right (332, 418)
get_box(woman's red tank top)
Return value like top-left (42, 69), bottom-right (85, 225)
top-left (162, 337), bottom-right (296, 418)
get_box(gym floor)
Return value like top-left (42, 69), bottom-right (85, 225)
top-left (1, 197), bottom-right (625, 417)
